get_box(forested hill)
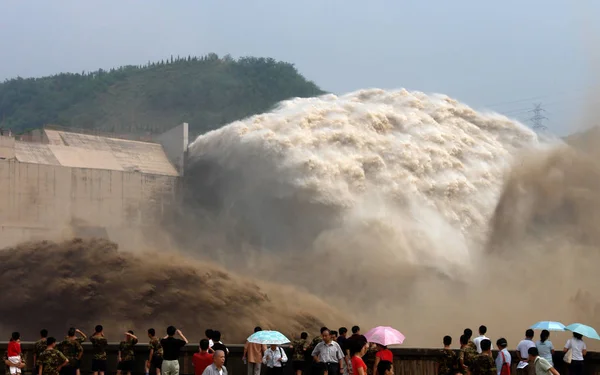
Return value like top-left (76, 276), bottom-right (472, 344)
top-left (0, 54), bottom-right (325, 135)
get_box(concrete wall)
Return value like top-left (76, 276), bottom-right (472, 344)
top-left (0, 159), bottom-right (178, 247)
top-left (3, 343), bottom-right (600, 375)
top-left (155, 123), bottom-right (189, 176)
top-left (0, 136), bottom-right (15, 159)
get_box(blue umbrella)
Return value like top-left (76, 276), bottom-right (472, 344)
top-left (565, 323), bottom-right (600, 340)
top-left (247, 330), bottom-right (291, 345)
top-left (530, 321), bottom-right (566, 331)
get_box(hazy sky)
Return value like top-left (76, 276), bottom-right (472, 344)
top-left (2, 0), bottom-right (599, 135)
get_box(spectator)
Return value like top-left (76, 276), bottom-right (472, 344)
top-left (205, 330), bottom-right (215, 350)
top-left (350, 340), bottom-right (368, 375)
top-left (516, 330), bottom-right (536, 375)
top-left (330, 331), bottom-right (339, 342)
top-left (495, 338), bottom-right (511, 375)
top-left (312, 328), bottom-right (345, 375)
top-left (201, 350), bottom-right (227, 375)
top-left (459, 335), bottom-right (476, 374)
top-left (38, 337), bottom-right (68, 375)
top-left (463, 329), bottom-right (477, 351)
top-left (528, 347), bottom-right (559, 375)
top-left (117, 331), bottom-right (138, 375)
top-left (348, 327), bottom-right (368, 343)
top-left (243, 327), bottom-right (266, 375)
top-left (291, 332), bottom-right (309, 375)
top-left (437, 336), bottom-right (457, 375)
top-left (376, 361), bottom-right (393, 375)
top-left (90, 325), bottom-right (108, 375)
top-left (535, 330), bottom-right (554, 367)
top-left (210, 331), bottom-right (229, 365)
top-left (473, 326), bottom-right (493, 354)
top-left (563, 332), bottom-right (586, 375)
top-left (192, 339), bottom-right (214, 375)
top-left (148, 328), bottom-right (164, 375)
top-left (160, 326), bottom-right (188, 375)
top-left (470, 339), bottom-right (496, 375)
top-left (33, 329), bottom-right (49, 373)
top-left (59, 328), bottom-right (84, 375)
top-left (337, 328), bottom-right (350, 375)
top-left (263, 344), bottom-right (288, 375)
top-left (372, 344), bottom-right (393, 375)
top-left (8, 332), bottom-right (22, 375)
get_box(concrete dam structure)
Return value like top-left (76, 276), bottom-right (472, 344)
top-left (0, 123), bottom-right (188, 247)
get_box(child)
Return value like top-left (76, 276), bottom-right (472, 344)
top-left (8, 332), bottom-right (22, 374)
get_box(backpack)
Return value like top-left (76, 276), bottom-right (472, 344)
top-left (500, 351), bottom-right (511, 375)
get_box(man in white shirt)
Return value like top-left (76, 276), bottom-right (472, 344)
top-left (528, 347), bottom-right (559, 375)
top-left (473, 325), bottom-right (493, 354)
top-left (312, 328), bottom-right (344, 375)
top-left (516, 329), bottom-right (536, 375)
top-left (495, 338), bottom-right (512, 375)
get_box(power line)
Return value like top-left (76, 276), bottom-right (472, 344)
top-left (528, 103), bottom-right (548, 131)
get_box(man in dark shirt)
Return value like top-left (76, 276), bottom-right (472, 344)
top-left (347, 326), bottom-right (368, 344)
top-left (160, 326), bottom-right (188, 375)
top-left (210, 331), bottom-right (229, 366)
top-left (337, 328), bottom-right (349, 375)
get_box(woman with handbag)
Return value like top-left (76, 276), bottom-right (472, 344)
top-left (263, 344), bottom-right (288, 375)
top-left (563, 332), bottom-right (587, 375)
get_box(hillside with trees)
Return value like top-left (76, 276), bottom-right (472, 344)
top-left (0, 54), bottom-right (325, 136)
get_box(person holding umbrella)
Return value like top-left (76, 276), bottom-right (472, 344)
top-left (262, 344), bottom-right (288, 375)
top-left (563, 332), bottom-right (587, 375)
top-left (563, 323), bottom-right (599, 375)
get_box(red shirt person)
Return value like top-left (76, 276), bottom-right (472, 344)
top-left (350, 340), bottom-right (368, 375)
top-left (372, 344), bottom-right (392, 375)
top-left (192, 339), bottom-right (214, 375)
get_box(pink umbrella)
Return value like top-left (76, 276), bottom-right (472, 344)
top-left (364, 326), bottom-right (405, 346)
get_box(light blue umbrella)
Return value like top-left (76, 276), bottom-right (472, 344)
top-left (565, 323), bottom-right (600, 340)
top-left (247, 330), bottom-right (291, 345)
top-left (530, 321), bottom-right (566, 331)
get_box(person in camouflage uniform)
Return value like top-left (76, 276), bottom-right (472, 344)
top-left (470, 339), bottom-right (496, 375)
top-left (58, 328), bottom-right (84, 375)
top-left (458, 335), bottom-right (476, 375)
top-left (34, 329), bottom-right (49, 370)
top-left (363, 344), bottom-right (378, 375)
top-left (437, 336), bottom-right (458, 375)
top-left (90, 325), bottom-right (108, 375)
top-left (73, 329), bottom-right (87, 375)
top-left (147, 328), bottom-right (163, 375)
top-left (38, 337), bottom-right (69, 375)
top-left (117, 330), bottom-right (139, 375)
top-left (290, 332), bottom-right (309, 375)
top-left (463, 329), bottom-right (477, 352)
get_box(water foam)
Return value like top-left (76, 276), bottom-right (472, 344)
top-left (188, 88), bottom-right (538, 273)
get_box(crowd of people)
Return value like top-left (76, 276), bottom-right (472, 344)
top-left (258, 326), bottom-right (393, 375)
top-left (435, 325), bottom-right (588, 375)
top-left (1, 324), bottom-right (590, 375)
top-left (2, 326), bottom-right (227, 375)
